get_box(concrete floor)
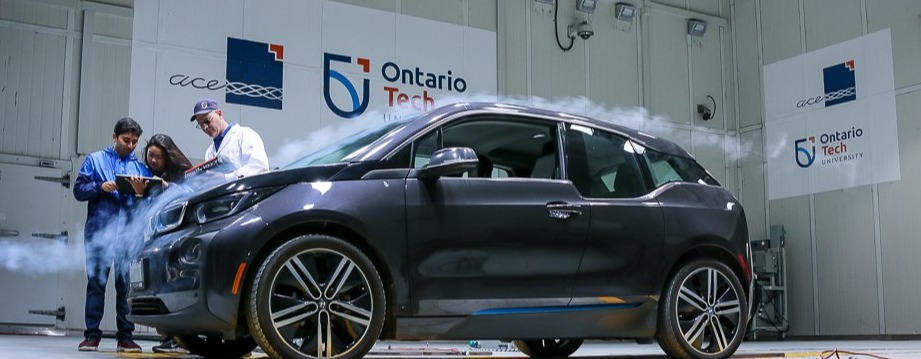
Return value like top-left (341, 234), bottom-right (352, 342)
top-left (2, 334), bottom-right (920, 359)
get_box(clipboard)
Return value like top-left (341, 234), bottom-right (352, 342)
top-left (115, 175), bottom-right (163, 196)
top-left (185, 157), bottom-right (220, 175)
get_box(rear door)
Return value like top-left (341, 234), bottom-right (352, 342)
top-left (405, 116), bottom-right (591, 316)
top-left (562, 125), bottom-right (666, 303)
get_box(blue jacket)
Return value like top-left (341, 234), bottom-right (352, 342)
top-left (74, 146), bottom-right (152, 239)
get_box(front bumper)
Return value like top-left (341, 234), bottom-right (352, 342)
top-left (127, 212), bottom-right (269, 336)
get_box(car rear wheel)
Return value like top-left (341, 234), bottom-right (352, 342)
top-left (513, 339), bottom-right (583, 358)
top-left (246, 234), bottom-right (386, 359)
top-left (173, 334), bottom-right (256, 358)
top-left (656, 259), bottom-right (747, 359)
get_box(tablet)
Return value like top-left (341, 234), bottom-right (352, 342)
top-left (115, 175), bottom-right (163, 196)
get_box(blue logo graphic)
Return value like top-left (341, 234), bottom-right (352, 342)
top-left (324, 53), bottom-right (370, 119)
top-left (225, 37), bottom-right (284, 110)
top-left (794, 136), bottom-right (816, 168)
top-left (822, 60), bottom-right (856, 107)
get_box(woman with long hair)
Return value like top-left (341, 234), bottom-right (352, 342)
top-left (145, 134), bottom-right (192, 183)
top-left (128, 134), bottom-right (192, 196)
top-left (129, 134), bottom-right (192, 354)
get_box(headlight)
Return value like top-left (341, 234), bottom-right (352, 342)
top-left (192, 187), bottom-right (281, 224)
top-left (153, 202), bottom-right (187, 234)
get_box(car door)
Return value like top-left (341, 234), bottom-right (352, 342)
top-left (405, 116), bottom-right (590, 316)
top-left (562, 124), bottom-right (666, 305)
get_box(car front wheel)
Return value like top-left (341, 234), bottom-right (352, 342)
top-left (656, 259), bottom-right (747, 359)
top-left (513, 339), bottom-right (583, 358)
top-left (246, 234), bottom-right (386, 359)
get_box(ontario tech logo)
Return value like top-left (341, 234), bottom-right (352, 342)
top-left (794, 136), bottom-right (816, 168)
top-left (324, 53), bottom-right (370, 119)
top-left (169, 37), bottom-right (284, 110)
top-left (796, 59), bottom-right (856, 109)
top-left (794, 126), bottom-right (864, 168)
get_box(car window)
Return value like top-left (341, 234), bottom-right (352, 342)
top-left (564, 124), bottom-right (646, 198)
top-left (412, 117), bottom-right (558, 179)
top-left (643, 149), bottom-right (720, 187)
top-left (284, 118), bottom-right (413, 169)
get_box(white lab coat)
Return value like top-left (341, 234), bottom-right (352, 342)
top-left (205, 124), bottom-right (270, 181)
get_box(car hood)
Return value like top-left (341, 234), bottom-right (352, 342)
top-left (188, 163), bottom-right (349, 203)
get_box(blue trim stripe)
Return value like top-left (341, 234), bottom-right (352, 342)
top-left (473, 303), bottom-right (641, 316)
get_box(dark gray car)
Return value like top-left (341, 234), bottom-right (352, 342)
top-left (128, 102), bottom-right (752, 359)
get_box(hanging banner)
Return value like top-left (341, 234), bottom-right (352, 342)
top-left (764, 29), bottom-right (899, 200)
top-left (129, 0), bottom-right (497, 161)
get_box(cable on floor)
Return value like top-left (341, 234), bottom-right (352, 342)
top-left (820, 348), bottom-right (890, 359)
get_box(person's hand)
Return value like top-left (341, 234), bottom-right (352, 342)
top-left (127, 176), bottom-right (148, 196)
top-left (101, 181), bottom-right (117, 193)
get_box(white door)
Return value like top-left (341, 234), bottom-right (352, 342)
top-left (0, 162), bottom-right (69, 326)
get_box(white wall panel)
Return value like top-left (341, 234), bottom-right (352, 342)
top-left (645, 10), bottom-right (690, 125)
top-left (498, 0), bottom-right (528, 97)
top-left (759, 0), bottom-right (801, 65)
top-left (802, 0), bottom-right (862, 52)
top-left (740, 129), bottom-right (766, 239)
top-left (690, 0), bottom-right (722, 15)
top-left (95, 11), bottom-right (131, 40)
top-left (814, 188), bottom-right (879, 335)
top-left (330, 0), bottom-right (396, 13)
top-left (878, 90), bottom-right (921, 334)
top-left (156, 0), bottom-right (243, 53)
top-left (467, 0), bottom-right (497, 31)
top-left (527, 0), bottom-right (585, 100)
top-left (769, 196), bottom-right (816, 335)
top-left (402, 0), bottom-right (466, 26)
top-left (76, 39), bottom-right (132, 154)
top-left (690, 26), bottom-right (725, 131)
top-left (242, 0), bottom-right (321, 69)
top-left (742, 0), bottom-right (921, 336)
top-left (0, 25), bottom-right (65, 159)
top-left (0, 0), bottom-right (68, 29)
top-left (866, 0), bottom-right (921, 90)
top-left (655, 0), bottom-right (686, 9)
top-left (732, 0), bottom-right (762, 128)
top-left (588, 1), bottom-right (638, 107)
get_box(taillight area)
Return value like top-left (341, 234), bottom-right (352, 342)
top-left (737, 252), bottom-right (752, 282)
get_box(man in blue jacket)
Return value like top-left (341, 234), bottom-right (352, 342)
top-left (73, 117), bottom-right (151, 353)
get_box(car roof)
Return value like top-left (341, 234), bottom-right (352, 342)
top-left (438, 102), bottom-right (694, 159)
top-left (350, 102), bottom-right (695, 163)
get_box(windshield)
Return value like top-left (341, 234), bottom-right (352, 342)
top-left (284, 118), bottom-right (414, 169)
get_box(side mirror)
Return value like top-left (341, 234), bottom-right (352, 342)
top-left (419, 147), bottom-right (479, 178)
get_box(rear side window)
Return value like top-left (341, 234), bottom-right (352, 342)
top-left (643, 150), bottom-right (719, 187)
top-left (564, 124), bottom-right (646, 198)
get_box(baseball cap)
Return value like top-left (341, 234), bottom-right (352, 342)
top-left (190, 98), bottom-right (220, 121)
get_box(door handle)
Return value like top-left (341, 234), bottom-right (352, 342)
top-left (31, 231), bottom-right (68, 244)
top-left (0, 229), bottom-right (20, 238)
top-left (546, 202), bottom-right (582, 220)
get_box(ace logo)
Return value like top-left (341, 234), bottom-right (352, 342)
top-left (169, 37), bottom-right (284, 111)
top-left (225, 37), bottom-right (285, 110)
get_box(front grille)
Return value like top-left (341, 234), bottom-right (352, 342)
top-left (130, 298), bottom-right (169, 315)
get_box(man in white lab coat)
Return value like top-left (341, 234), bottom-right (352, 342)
top-left (189, 98), bottom-right (269, 181)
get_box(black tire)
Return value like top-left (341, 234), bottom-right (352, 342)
top-left (173, 335), bottom-right (256, 358)
top-left (513, 339), bottom-right (583, 358)
top-left (246, 234), bottom-right (386, 359)
top-left (656, 259), bottom-right (748, 359)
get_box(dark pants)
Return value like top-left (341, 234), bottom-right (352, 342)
top-left (83, 234), bottom-right (136, 341)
